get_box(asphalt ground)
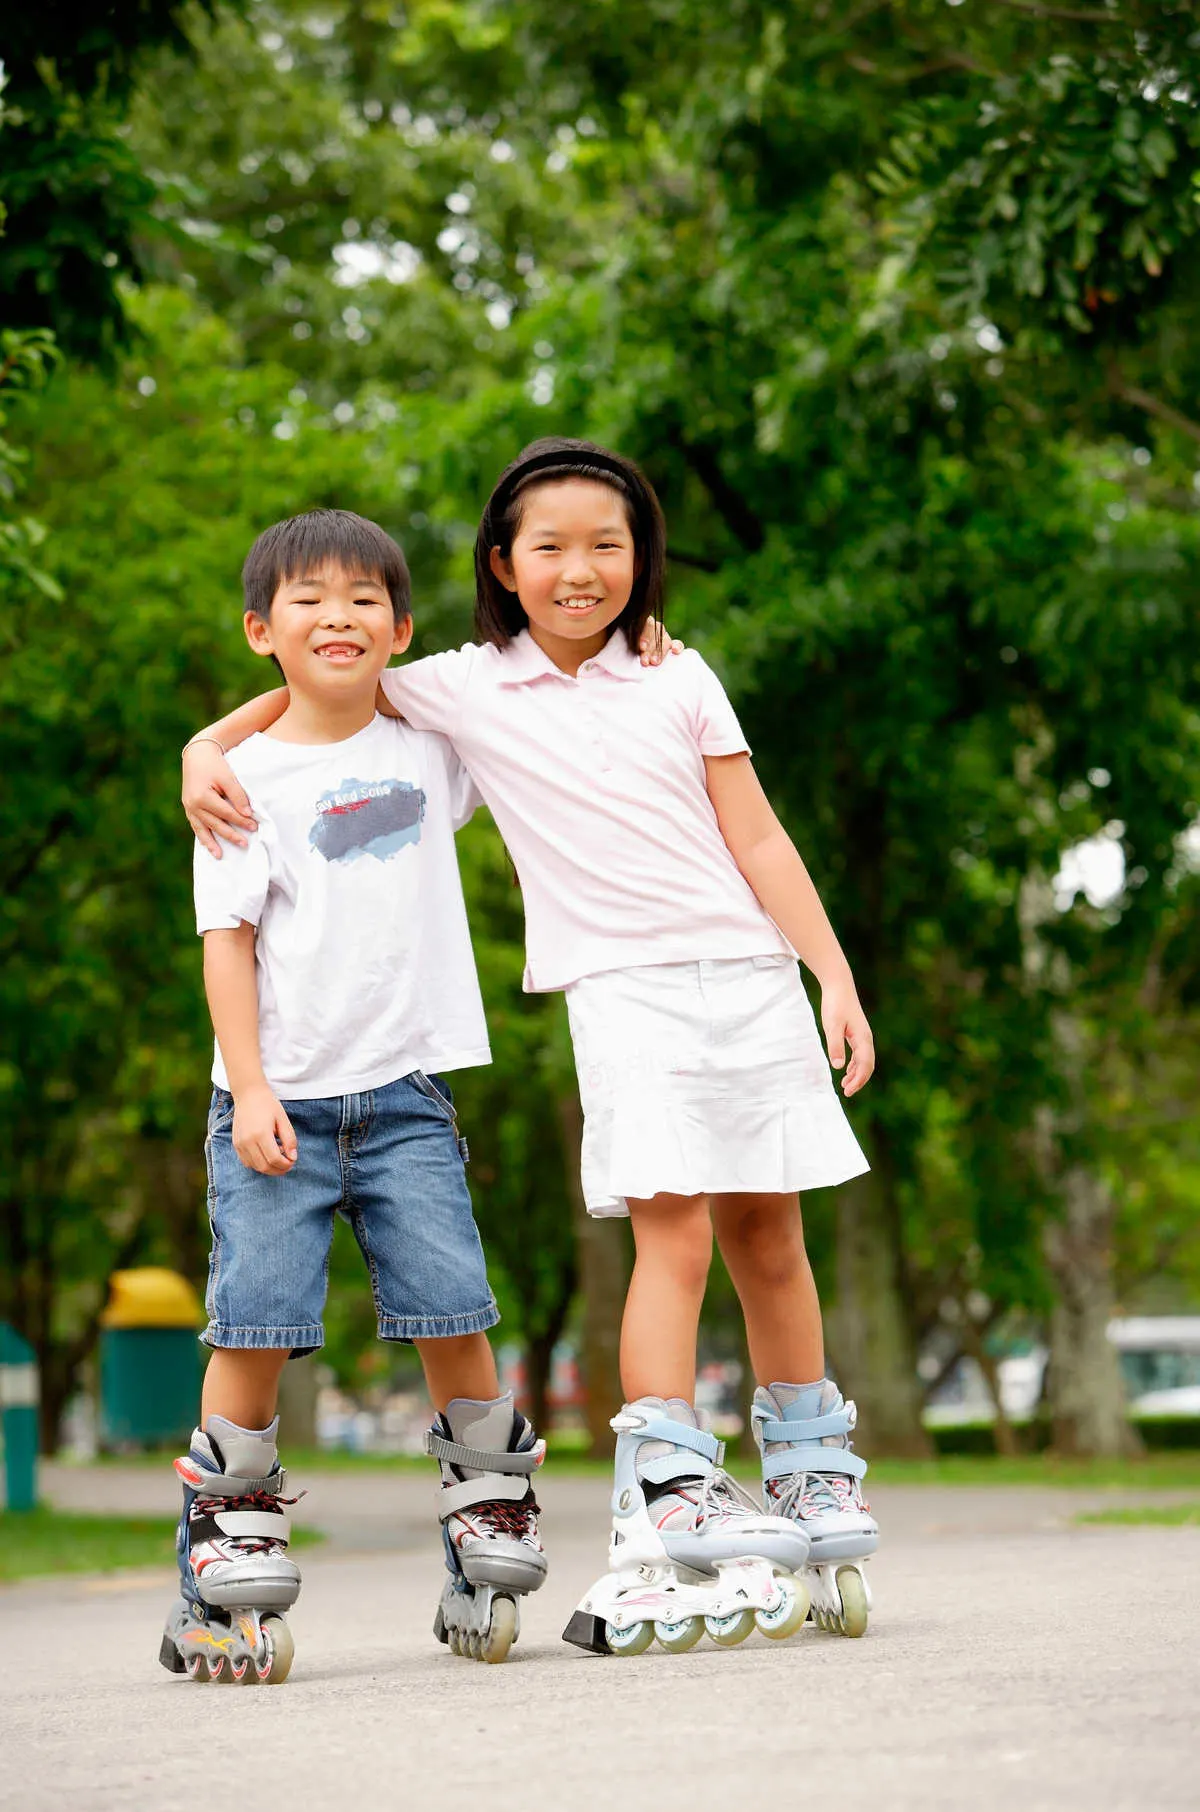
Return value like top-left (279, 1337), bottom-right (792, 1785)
top-left (2, 1463), bottom-right (1196, 1812)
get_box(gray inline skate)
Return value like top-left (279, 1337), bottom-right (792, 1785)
top-left (159, 1416), bottom-right (301, 1684)
top-left (426, 1392), bottom-right (547, 1664)
top-left (564, 1398), bottom-right (811, 1657)
top-left (751, 1379), bottom-right (878, 1637)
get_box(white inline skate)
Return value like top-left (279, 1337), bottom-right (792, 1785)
top-left (563, 1398), bottom-right (811, 1658)
top-left (751, 1380), bottom-right (878, 1638)
top-left (426, 1392), bottom-right (548, 1665)
top-left (159, 1416), bottom-right (301, 1684)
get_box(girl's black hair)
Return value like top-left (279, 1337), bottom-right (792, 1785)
top-left (474, 437), bottom-right (666, 652)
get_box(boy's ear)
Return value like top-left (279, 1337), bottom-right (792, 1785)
top-left (244, 610), bottom-right (275, 657)
top-left (392, 615), bottom-right (415, 656)
top-left (489, 545), bottom-right (518, 593)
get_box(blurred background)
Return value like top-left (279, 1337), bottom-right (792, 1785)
top-left (2, 0), bottom-right (1199, 1477)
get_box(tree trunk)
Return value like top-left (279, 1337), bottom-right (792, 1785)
top-left (826, 1158), bottom-right (931, 1457)
top-left (1042, 1163), bottom-right (1140, 1458)
top-left (557, 1093), bottom-right (630, 1459)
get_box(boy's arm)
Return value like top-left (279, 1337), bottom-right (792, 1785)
top-left (705, 753), bottom-right (875, 1098)
top-left (204, 925), bottom-right (298, 1173)
top-left (183, 690), bottom-right (288, 855)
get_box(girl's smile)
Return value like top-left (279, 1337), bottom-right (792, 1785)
top-left (490, 479), bottom-right (637, 672)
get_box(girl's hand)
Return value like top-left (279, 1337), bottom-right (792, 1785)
top-left (232, 1085), bottom-right (298, 1175)
top-left (821, 985), bottom-right (875, 1097)
top-left (183, 742), bottom-right (257, 857)
top-left (638, 619), bottom-right (685, 666)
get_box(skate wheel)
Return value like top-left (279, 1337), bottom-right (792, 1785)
top-left (479, 1596), bottom-right (517, 1665)
top-left (257, 1615), bottom-right (295, 1683)
top-left (655, 1616), bottom-right (703, 1654)
top-left (836, 1567), bottom-right (869, 1639)
top-left (185, 1654), bottom-right (209, 1683)
top-left (208, 1656), bottom-right (229, 1683)
top-left (756, 1576), bottom-right (808, 1642)
top-left (705, 1609), bottom-right (755, 1648)
top-left (229, 1653), bottom-right (253, 1685)
top-left (606, 1620), bottom-right (654, 1657)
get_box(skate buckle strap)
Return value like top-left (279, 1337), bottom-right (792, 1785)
top-left (212, 1507), bottom-right (292, 1541)
top-left (437, 1474), bottom-right (533, 1519)
top-left (761, 1445), bottom-right (868, 1482)
top-left (176, 1455), bottom-right (288, 1496)
top-left (609, 1408), bottom-right (724, 1466)
top-left (752, 1406), bottom-right (857, 1445)
top-left (423, 1429), bottom-right (546, 1474)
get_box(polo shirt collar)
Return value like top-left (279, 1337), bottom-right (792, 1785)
top-left (496, 628), bottom-right (645, 685)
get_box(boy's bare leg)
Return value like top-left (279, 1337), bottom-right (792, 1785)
top-left (200, 1347), bottom-right (292, 1428)
top-left (711, 1190), bottom-right (824, 1384)
top-left (415, 1331), bottom-right (501, 1412)
top-left (621, 1192), bottom-right (712, 1402)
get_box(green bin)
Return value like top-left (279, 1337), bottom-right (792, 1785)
top-left (98, 1268), bottom-right (204, 1449)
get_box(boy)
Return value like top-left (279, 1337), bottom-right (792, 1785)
top-left (160, 510), bottom-right (546, 1684)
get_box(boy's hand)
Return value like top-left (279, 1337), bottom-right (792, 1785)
top-left (638, 619), bottom-right (685, 666)
top-left (233, 1085), bottom-right (298, 1174)
top-left (183, 742), bottom-right (257, 858)
top-left (821, 984), bottom-right (875, 1097)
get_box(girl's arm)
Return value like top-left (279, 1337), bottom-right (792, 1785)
top-left (183, 690), bottom-right (288, 855)
top-left (203, 925), bottom-right (297, 1173)
top-left (705, 753), bottom-right (875, 1097)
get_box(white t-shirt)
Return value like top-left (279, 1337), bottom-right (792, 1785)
top-left (380, 634), bottom-right (792, 992)
top-left (193, 715), bottom-right (490, 1097)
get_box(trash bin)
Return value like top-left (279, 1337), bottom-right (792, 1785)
top-left (98, 1268), bottom-right (204, 1449)
top-left (0, 1322), bottom-right (39, 1511)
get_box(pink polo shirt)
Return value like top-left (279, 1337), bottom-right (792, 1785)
top-left (380, 631), bottom-right (792, 992)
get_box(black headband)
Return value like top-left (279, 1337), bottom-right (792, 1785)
top-left (489, 446), bottom-right (634, 515)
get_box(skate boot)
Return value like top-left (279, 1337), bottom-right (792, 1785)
top-left (751, 1379), bottom-right (878, 1638)
top-left (425, 1392), bottom-right (547, 1664)
top-left (158, 1416), bottom-right (302, 1684)
top-left (563, 1398), bottom-right (811, 1658)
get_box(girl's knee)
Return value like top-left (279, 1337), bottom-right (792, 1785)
top-left (719, 1197), bottom-right (808, 1287)
top-left (633, 1195), bottom-right (712, 1292)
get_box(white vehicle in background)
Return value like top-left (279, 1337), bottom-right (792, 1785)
top-left (1109, 1317), bottom-right (1200, 1417)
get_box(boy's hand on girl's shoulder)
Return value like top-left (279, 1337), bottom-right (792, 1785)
top-left (638, 619), bottom-right (686, 666)
top-left (232, 1084), bottom-right (298, 1174)
top-left (820, 984), bottom-right (875, 1098)
top-left (183, 742), bottom-right (257, 858)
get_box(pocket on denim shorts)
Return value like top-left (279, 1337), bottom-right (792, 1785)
top-left (207, 1088), bottom-right (236, 1138)
top-left (410, 1070), bottom-right (456, 1122)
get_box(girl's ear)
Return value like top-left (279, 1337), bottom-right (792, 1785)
top-left (489, 545), bottom-right (518, 593)
top-left (244, 610), bottom-right (275, 658)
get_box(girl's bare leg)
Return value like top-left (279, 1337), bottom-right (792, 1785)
top-left (621, 1192), bottom-right (712, 1401)
top-left (711, 1191), bottom-right (824, 1385)
top-left (201, 1348), bottom-right (291, 1428)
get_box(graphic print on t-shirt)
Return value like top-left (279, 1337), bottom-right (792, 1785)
top-left (309, 776), bottom-right (426, 864)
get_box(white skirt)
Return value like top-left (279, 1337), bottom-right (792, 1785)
top-left (565, 955), bottom-right (870, 1218)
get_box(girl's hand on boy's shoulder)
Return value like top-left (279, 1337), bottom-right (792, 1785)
top-left (183, 742), bottom-right (257, 858)
top-left (820, 983), bottom-right (875, 1097)
top-left (638, 619), bottom-right (686, 666)
top-left (232, 1084), bottom-right (298, 1175)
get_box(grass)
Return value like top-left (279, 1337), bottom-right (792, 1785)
top-left (0, 1509), bottom-right (324, 1585)
top-left (1076, 1502), bottom-right (1200, 1528)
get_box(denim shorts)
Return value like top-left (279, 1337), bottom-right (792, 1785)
top-left (202, 1071), bottom-right (498, 1355)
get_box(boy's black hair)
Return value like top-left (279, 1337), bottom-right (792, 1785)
top-left (474, 438), bottom-right (666, 653)
top-left (243, 509), bottom-right (412, 623)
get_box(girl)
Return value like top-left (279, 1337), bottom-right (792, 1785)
top-left (184, 439), bottom-right (879, 1650)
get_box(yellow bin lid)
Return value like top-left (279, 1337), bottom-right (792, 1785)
top-left (100, 1267), bottom-right (204, 1330)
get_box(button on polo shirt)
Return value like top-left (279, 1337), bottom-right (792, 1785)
top-left (381, 633), bottom-right (792, 992)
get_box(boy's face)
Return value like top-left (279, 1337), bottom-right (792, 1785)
top-left (245, 563), bottom-right (412, 691)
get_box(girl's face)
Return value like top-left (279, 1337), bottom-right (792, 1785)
top-left (490, 479), bottom-right (637, 664)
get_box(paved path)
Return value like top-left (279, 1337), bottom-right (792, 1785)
top-left (4, 1465), bottom-right (1197, 1812)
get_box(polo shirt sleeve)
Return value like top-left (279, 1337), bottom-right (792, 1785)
top-left (193, 813), bottom-right (273, 933)
top-left (688, 652), bottom-right (751, 757)
top-left (380, 646), bottom-right (476, 736)
top-left (435, 740), bottom-right (482, 832)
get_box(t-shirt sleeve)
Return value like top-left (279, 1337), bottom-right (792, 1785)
top-left (431, 737), bottom-right (482, 831)
top-left (193, 818), bottom-right (273, 934)
top-left (688, 652), bottom-right (751, 757)
top-left (380, 645), bottom-right (476, 737)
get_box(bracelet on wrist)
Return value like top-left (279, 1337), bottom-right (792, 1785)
top-left (183, 734), bottom-right (226, 759)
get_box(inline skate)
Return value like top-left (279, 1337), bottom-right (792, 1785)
top-left (427, 1392), bottom-right (547, 1665)
top-left (563, 1398), bottom-right (810, 1657)
top-left (751, 1380), bottom-right (878, 1637)
top-left (159, 1416), bottom-right (301, 1684)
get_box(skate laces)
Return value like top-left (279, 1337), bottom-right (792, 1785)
top-left (191, 1487), bottom-right (301, 1555)
top-left (470, 1495), bottom-right (542, 1544)
top-left (769, 1470), bottom-right (864, 1522)
top-left (662, 1468), bottom-right (764, 1532)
